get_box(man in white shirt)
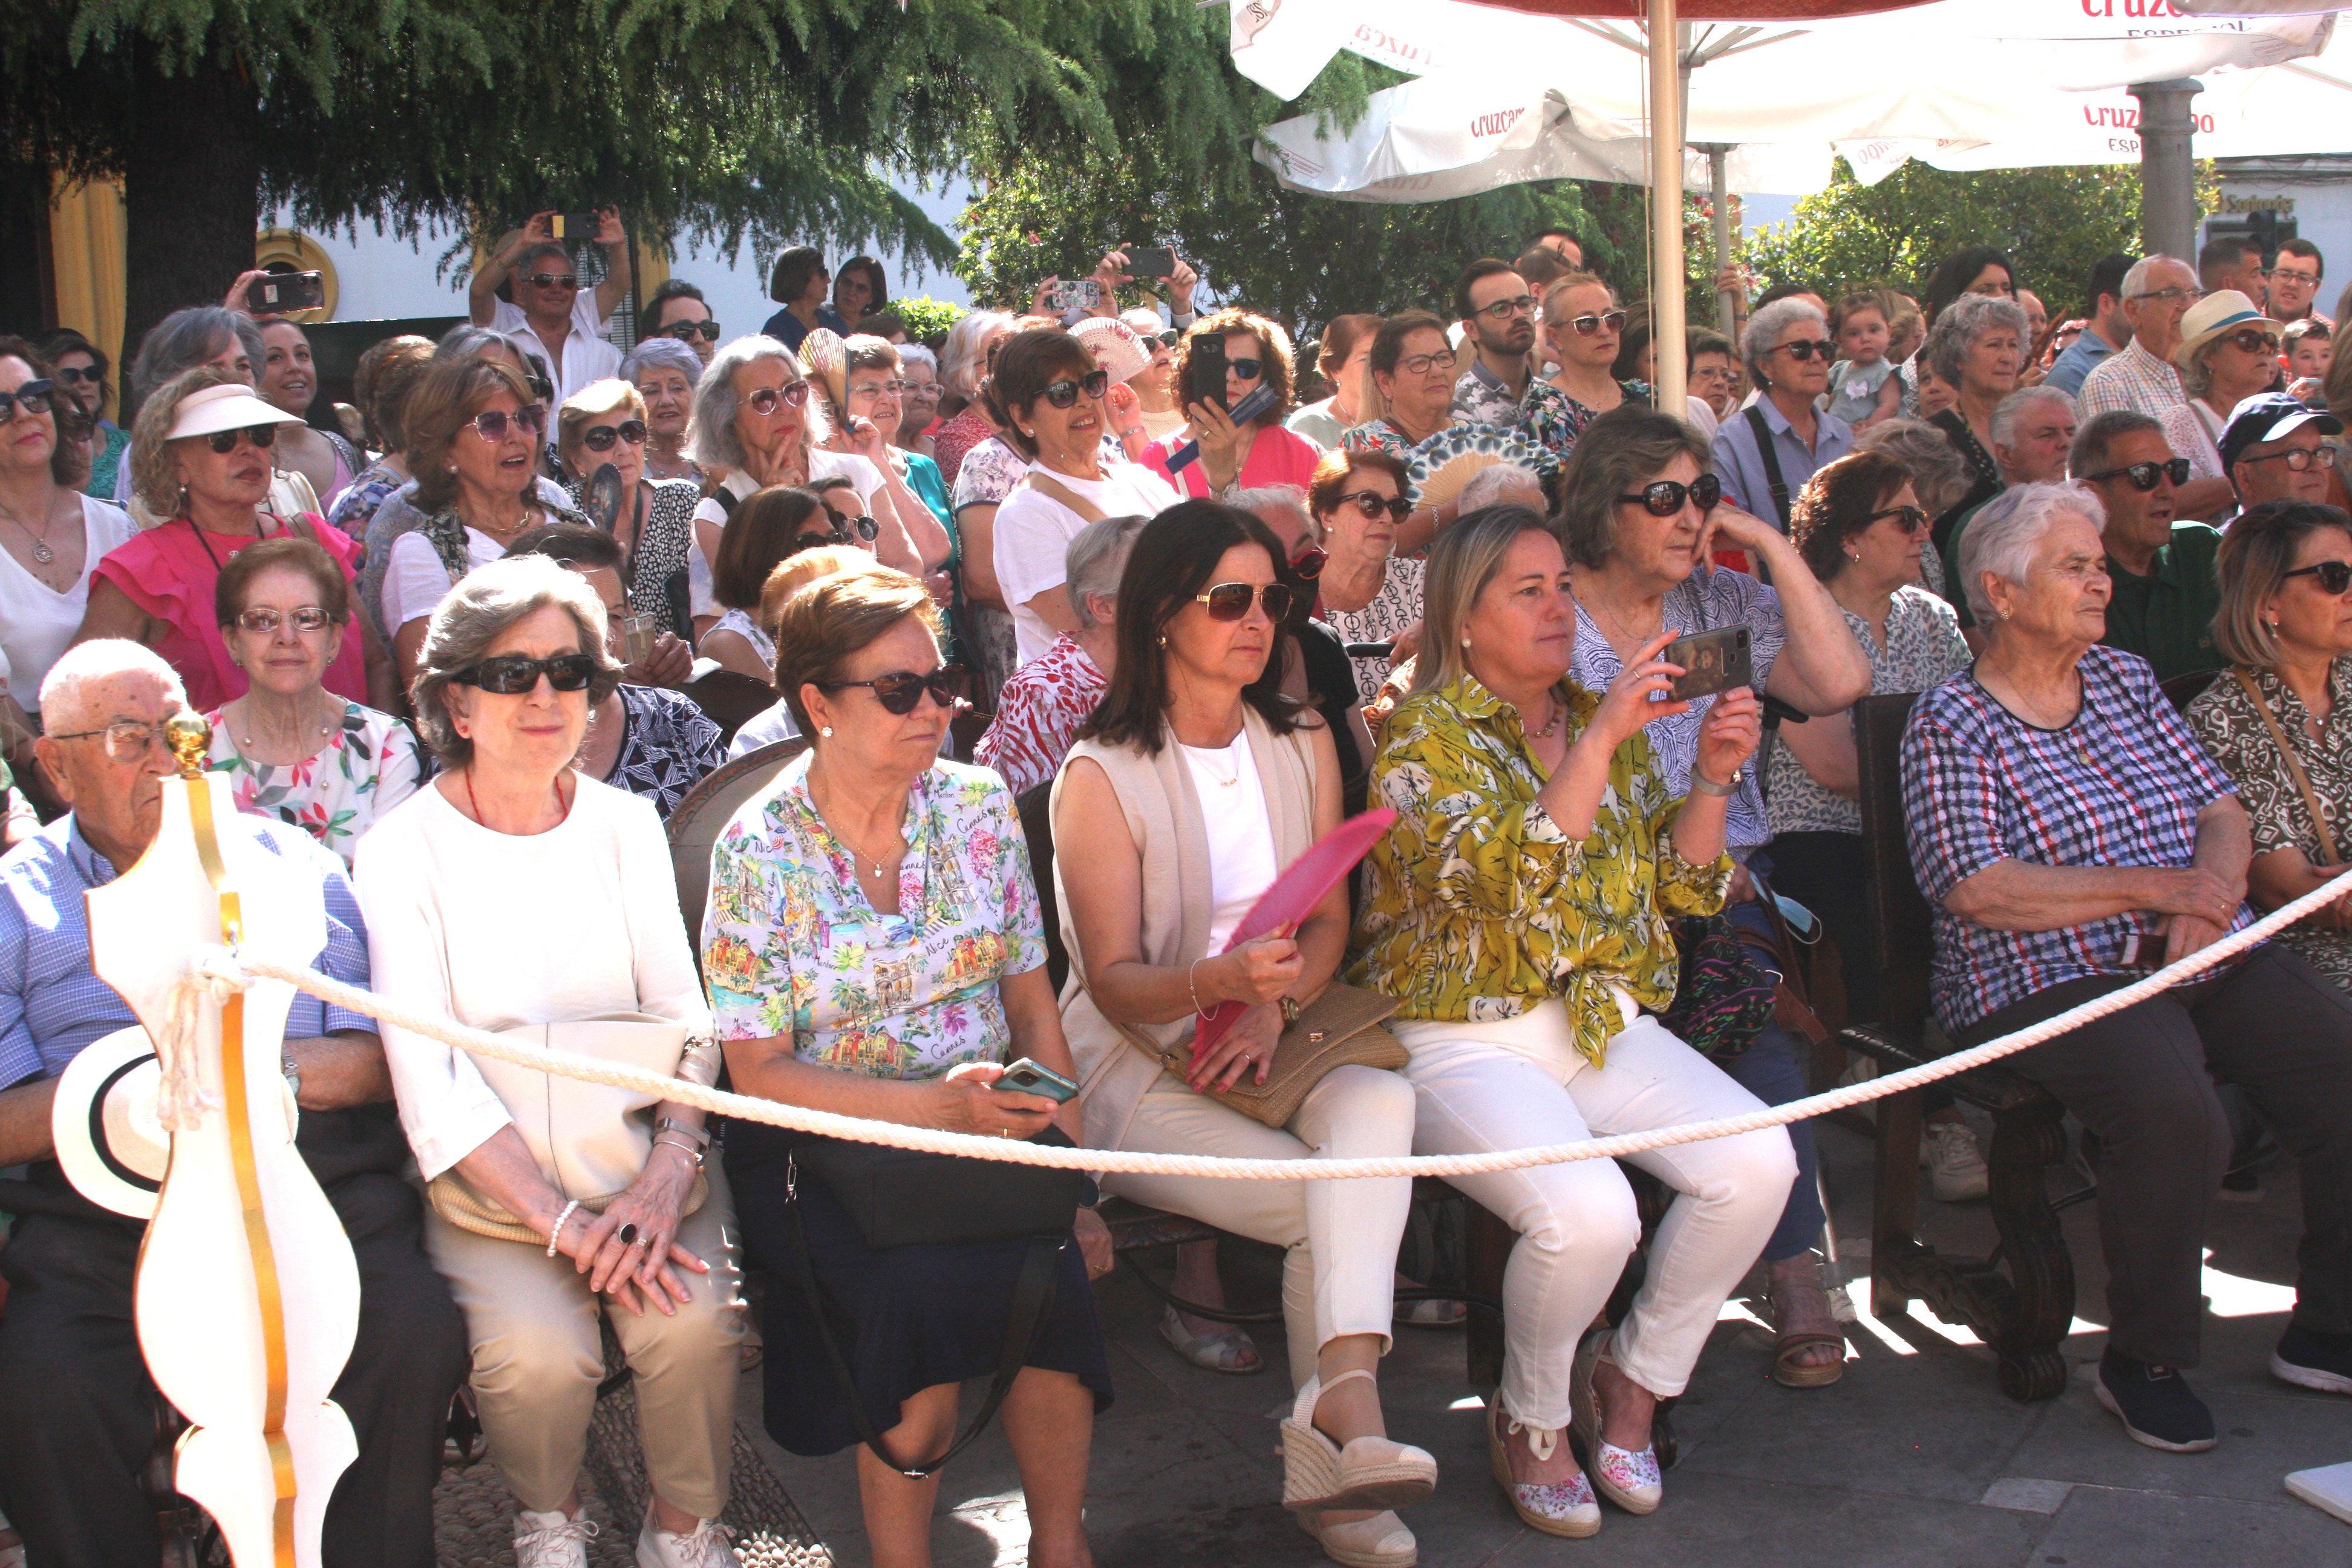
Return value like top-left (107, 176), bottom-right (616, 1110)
top-left (469, 209), bottom-right (630, 406)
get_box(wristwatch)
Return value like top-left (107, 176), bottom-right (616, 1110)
top-left (1280, 995), bottom-right (1302, 1027)
top-left (1689, 768), bottom-right (1742, 797)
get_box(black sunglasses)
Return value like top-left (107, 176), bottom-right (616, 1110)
top-left (53, 365), bottom-right (103, 388)
top-left (580, 419), bottom-right (646, 451)
top-left (471, 405), bottom-right (547, 441)
top-left (1335, 489), bottom-right (1411, 522)
top-left (1040, 370), bottom-right (1111, 409)
top-left (664, 321), bottom-right (723, 342)
top-left (2086, 457), bottom-right (2193, 491)
top-left (1152, 329), bottom-right (1181, 349)
top-left (1618, 473), bottom-right (1722, 516)
top-left (1227, 358), bottom-right (1264, 381)
top-left (2287, 560), bottom-right (2352, 595)
top-left (1194, 581), bottom-right (1296, 621)
top-left (522, 273), bottom-right (581, 290)
top-left (1776, 339), bottom-right (1838, 361)
top-left (1869, 504), bottom-right (1932, 532)
top-left (452, 653), bottom-right (600, 693)
top-left (526, 374), bottom-right (555, 403)
top-left (204, 424), bottom-right (281, 454)
top-left (822, 508), bottom-right (881, 543)
top-left (0, 380), bottom-right (55, 423)
top-left (821, 666), bottom-right (969, 715)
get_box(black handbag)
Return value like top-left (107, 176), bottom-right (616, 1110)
top-left (779, 1125), bottom-right (1090, 1478)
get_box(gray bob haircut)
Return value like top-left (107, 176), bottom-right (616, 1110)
top-left (620, 333), bottom-right (703, 388)
top-left (1065, 514), bottom-right (1148, 631)
top-left (130, 307), bottom-right (266, 402)
top-left (408, 555), bottom-right (622, 768)
top-left (1990, 385), bottom-right (2076, 449)
top-left (1740, 297), bottom-right (1828, 385)
top-left (684, 335), bottom-right (828, 474)
top-left (1923, 293), bottom-right (2032, 387)
top-left (1414, 505), bottom-right (1558, 694)
top-left (940, 310), bottom-right (1015, 400)
top-left (1554, 405), bottom-right (1714, 570)
top-left (1956, 479), bottom-right (2105, 622)
top-left (898, 344), bottom-right (939, 378)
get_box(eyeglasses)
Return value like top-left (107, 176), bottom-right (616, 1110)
top-left (2086, 457), bottom-right (2192, 491)
top-left (850, 379), bottom-right (908, 399)
top-left (521, 273), bottom-right (581, 291)
top-left (2129, 286), bottom-right (2203, 308)
top-left (1040, 370), bottom-right (1111, 408)
top-left (579, 419), bottom-right (646, 451)
top-left (1289, 546), bottom-right (1327, 581)
top-left (1774, 339), bottom-right (1837, 361)
top-left (53, 365), bottom-right (102, 388)
top-left (663, 321), bottom-right (723, 342)
top-left (1334, 489), bottom-right (1411, 521)
top-left (1194, 581), bottom-right (1296, 621)
top-left (234, 606), bottom-right (336, 635)
top-left (1396, 349), bottom-right (1458, 376)
top-left (822, 511), bottom-right (881, 542)
top-left (1475, 296), bottom-right (1540, 321)
top-left (1226, 358), bottom-right (1264, 382)
top-left (2220, 328), bottom-right (2282, 354)
top-left (2239, 443), bottom-right (2339, 472)
top-left (1618, 474), bottom-right (1722, 516)
top-left (469, 405), bottom-right (547, 441)
top-left (204, 424), bottom-right (281, 454)
top-left (2287, 560), bottom-right (2352, 594)
top-left (819, 666), bottom-right (969, 715)
top-left (451, 653), bottom-right (600, 693)
top-left (2274, 268), bottom-right (2322, 286)
top-left (48, 719), bottom-right (171, 759)
top-left (744, 382), bottom-right (812, 416)
top-left (1868, 505), bottom-right (1932, 533)
top-left (1566, 311), bottom-right (1629, 336)
top-left (0, 380), bottom-right (55, 422)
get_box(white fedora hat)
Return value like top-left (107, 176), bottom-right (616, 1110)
top-left (50, 1025), bottom-right (171, 1218)
top-left (164, 381), bottom-right (305, 442)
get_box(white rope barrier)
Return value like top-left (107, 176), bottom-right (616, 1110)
top-left (221, 862), bottom-right (2352, 1181)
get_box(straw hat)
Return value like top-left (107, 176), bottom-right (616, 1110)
top-left (1070, 316), bottom-right (1152, 388)
top-left (2172, 290), bottom-right (2282, 372)
top-left (164, 381), bottom-right (305, 441)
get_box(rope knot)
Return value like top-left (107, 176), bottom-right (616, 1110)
top-left (152, 949), bottom-right (252, 1131)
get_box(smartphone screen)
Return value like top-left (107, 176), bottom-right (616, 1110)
top-left (1661, 626), bottom-right (1753, 703)
top-left (248, 271), bottom-right (325, 314)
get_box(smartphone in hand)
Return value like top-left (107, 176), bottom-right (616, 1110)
top-left (1045, 278), bottom-right (1104, 313)
top-left (1124, 245), bottom-right (1178, 279)
top-left (1660, 625), bottom-right (1753, 703)
top-left (994, 1057), bottom-right (1079, 1103)
top-left (547, 211), bottom-right (605, 240)
top-left (1185, 334), bottom-right (1230, 413)
top-left (247, 270), bottom-right (325, 315)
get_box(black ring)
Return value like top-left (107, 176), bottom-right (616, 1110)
top-left (616, 1223), bottom-right (640, 1246)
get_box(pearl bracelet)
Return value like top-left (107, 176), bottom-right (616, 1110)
top-left (546, 1198), bottom-right (583, 1258)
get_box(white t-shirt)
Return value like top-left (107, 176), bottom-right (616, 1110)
top-left (1183, 737), bottom-right (1278, 952)
top-left (687, 452), bottom-right (889, 617)
top-left (994, 460), bottom-right (1180, 665)
top-left (0, 496), bottom-right (135, 716)
top-left (727, 699), bottom-right (802, 760)
top-left (489, 293), bottom-right (620, 408)
top-left (382, 524), bottom-right (505, 634)
top-left (353, 775), bottom-right (710, 1180)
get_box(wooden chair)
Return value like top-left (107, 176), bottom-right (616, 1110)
top-left (2160, 667), bottom-right (2221, 714)
top-left (664, 738), bottom-right (809, 946)
top-left (1014, 781), bottom-right (1070, 994)
top-left (678, 668), bottom-right (782, 746)
top-left (1840, 693), bottom-right (2076, 1402)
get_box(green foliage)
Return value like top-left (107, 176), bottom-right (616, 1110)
top-left (891, 295), bottom-right (967, 346)
top-left (1745, 159), bottom-right (2142, 316)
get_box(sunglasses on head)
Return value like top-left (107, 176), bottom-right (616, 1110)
top-left (820, 665), bottom-right (969, 715)
top-left (1567, 311), bottom-right (1629, 336)
top-left (470, 405), bottom-right (547, 441)
top-left (2087, 457), bottom-right (2192, 491)
top-left (1194, 580), bottom-right (1296, 621)
top-left (1336, 489), bottom-right (1411, 522)
top-left (2288, 560), bottom-right (2352, 595)
top-left (204, 423), bottom-right (281, 454)
top-left (1775, 339), bottom-right (1837, 361)
top-left (580, 419), bottom-right (646, 451)
top-left (1618, 473), bottom-right (1722, 516)
top-left (522, 273), bottom-right (581, 291)
top-left (1040, 370), bottom-right (1111, 409)
top-left (234, 606), bottom-right (335, 635)
top-left (451, 653), bottom-right (600, 694)
top-left (53, 365), bottom-right (102, 388)
top-left (745, 382), bottom-right (812, 416)
top-left (1869, 504), bottom-right (1932, 533)
top-left (664, 321), bottom-right (723, 342)
top-left (0, 380), bottom-right (54, 423)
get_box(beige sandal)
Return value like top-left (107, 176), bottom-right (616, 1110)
top-left (1279, 1369), bottom-right (1439, 1514)
top-left (1297, 1510), bottom-right (1417, 1567)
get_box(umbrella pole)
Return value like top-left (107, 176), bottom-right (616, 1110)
top-left (1708, 145), bottom-right (1735, 341)
top-left (1649, 0), bottom-right (1688, 417)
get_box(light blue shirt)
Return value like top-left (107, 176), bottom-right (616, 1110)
top-left (1709, 397), bottom-right (1854, 528)
top-left (2044, 328), bottom-right (2120, 397)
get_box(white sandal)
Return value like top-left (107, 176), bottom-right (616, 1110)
top-left (1298, 1510), bottom-right (1417, 1567)
top-left (1279, 1369), bottom-right (1439, 1514)
top-left (1157, 1306), bottom-right (1265, 1374)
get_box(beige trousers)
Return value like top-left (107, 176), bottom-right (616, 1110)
top-left (423, 1165), bottom-right (746, 1518)
top-left (1103, 1063), bottom-right (1416, 1385)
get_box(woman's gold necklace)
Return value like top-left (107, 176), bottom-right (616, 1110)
top-left (1527, 692), bottom-right (1564, 739)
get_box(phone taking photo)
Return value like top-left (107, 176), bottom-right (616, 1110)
top-left (547, 211), bottom-right (605, 241)
top-left (1045, 278), bottom-right (1104, 313)
top-left (1185, 333), bottom-right (1229, 414)
top-left (247, 270), bottom-right (325, 315)
top-left (1123, 245), bottom-right (1178, 279)
top-left (994, 1057), bottom-right (1079, 1103)
top-left (1660, 625), bottom-right (1753, 704)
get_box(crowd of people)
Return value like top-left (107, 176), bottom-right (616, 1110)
top-left (0, 214), bottom-right (2350, 1568)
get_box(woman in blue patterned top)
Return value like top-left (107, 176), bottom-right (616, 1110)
top-left (1904, 480), bottom-right (2352, 1454)
top-left (704, 567), bottom-right (1112, 1568)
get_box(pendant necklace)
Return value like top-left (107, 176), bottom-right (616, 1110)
top-left (0, 498), bottom-right (60, 564)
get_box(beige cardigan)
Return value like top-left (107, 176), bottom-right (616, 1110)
top-left (1052, 708), bottom-right (1322, 1153)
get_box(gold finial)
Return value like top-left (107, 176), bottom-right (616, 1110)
top-left (164, 711), bottom-right (211, 781)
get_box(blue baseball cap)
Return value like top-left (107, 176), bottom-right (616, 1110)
top-left (2219, 391), bottom-right (2344, 474)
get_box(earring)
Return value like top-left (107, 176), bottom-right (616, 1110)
top-left (820, 725), bottom-right (834, 739)
top-left (1158, 634), bottom-right (1168, 647)
top-left (1461, 637), bottom-right (1472, 650)
top-left (1846, 550), bottom-right (1860, 561)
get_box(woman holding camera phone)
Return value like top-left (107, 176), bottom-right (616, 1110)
top-left (1143, 311), bottom-right (1322, 500)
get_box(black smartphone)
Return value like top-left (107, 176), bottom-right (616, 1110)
top-left (247, 270), bottom-right (324, 315)
top-left (1344, 642), bottom-right (1395, 659)
top-left (995, 1057), bottom-right (1079, 1103)
top-left (1185, 333), bottom-right (1229, 413)
top-left (1124, 245), bottom-right (1177, 279)
top-left (1661, 625), bottom-right (1753, 703)
top-left (547, 211), bottom-right (604, 241)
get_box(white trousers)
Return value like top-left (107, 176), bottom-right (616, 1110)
top-left (1394, 1001), bottom-right (1796, 1428)
top-left (1103, 1063), bottom-right (1416, 1387)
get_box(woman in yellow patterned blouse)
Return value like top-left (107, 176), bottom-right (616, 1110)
top-left (1351, 505), bottom-right (1797, 1538)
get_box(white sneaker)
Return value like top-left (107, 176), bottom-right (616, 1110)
top-left (637, 1514), bottom-right (741, 1568)
top-left (514, 1509), bottom-right (598, 1568)
top-left (1922, 1121), bottom-right (1990, 1202)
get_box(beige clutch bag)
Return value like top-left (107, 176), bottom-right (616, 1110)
top-left (1121, 982), bottom-right (1407, 1129)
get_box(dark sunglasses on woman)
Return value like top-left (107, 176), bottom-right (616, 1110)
top-left (1195, 581), bottom-right (1296, 621)
top-left (825, 509), bottom-right (881, 542)
top-left (1040, 370), bottom-right (1111, 409)
top-left (745, 382), bottom-right (812, 416)
top-left (1776, 339), bottom-right (1838, 361)
top-left (821, 666), bottom-right (969, 715)
top-left (469, 405), bottom-right (547, 441)
top-left (2085, 457), bottom-right (2193, 491)
top-left (664, 321), bottom-right (723, 342)
top-left (1226, 358), bottom-right (1264, 381)
top-left (580, 419), bottom-right (647, 451)
top-left (0, 380), bottom-right (54, 422)
top-left (53, 365), bottom-right (102, 388)
top-left (1152, 329), bottom-right (1181, 350)
top-left (2287, 560), bottom-right (2352, 595)
top-left (452, 653), bottom-right (600, 693)
top-left (1618, 472), bottom-right (1722, 516)
top-left (205, 423), bottom-right (281, 454)
top-left (1336, 489), bottom-right (1412, 522)
top-left (1869, 504), bottom-right (1932, 532)
top-left (2221, 328), bottom-right (2281, 354)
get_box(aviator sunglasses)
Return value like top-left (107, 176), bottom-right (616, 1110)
top-left (1618, 473), bottom-right (1722, 516)
top-left (1194, 581), bottom-right (1296, 621)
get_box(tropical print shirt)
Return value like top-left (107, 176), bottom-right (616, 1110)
top-left (1349, 673), bottom-right (1732, 1065)
top-left (702, 753), bottom-right (1047, 1080)
top-left (203, 701), bottom-right (423, 866)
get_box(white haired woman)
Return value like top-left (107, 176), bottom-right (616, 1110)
top-left (1919, 292), bottom-right (2030, 555)
top-left (1908, 481), bottom-right (2352, 1452)
top-left (555, 377), bottom-right (701, 644)
top-left (356, 555), bottom-right (742, 1567)
top-left (622, 335), bottom-right (706, 483)
top-left (895, 343), bottom-right (943, 457)
top-left (932, 309), bottom-right (1019, 486)
top-left (1709, 296), bottom-right (1852, 531)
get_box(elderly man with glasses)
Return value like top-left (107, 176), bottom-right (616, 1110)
top-left (2069, 409), bottom-right (2224, 682)
top-left (2080, 256), bottom-right (2203, 422)
top-left (0, 639), bottom-right (467, 1568)
top-left (2223, 391), bottom-right (2346, 514)
top-left (468, 209), bottom-right (632, 406)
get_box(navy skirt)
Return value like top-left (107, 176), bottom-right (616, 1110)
top-left (726, 1121), bottom-right (1114, 1458)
